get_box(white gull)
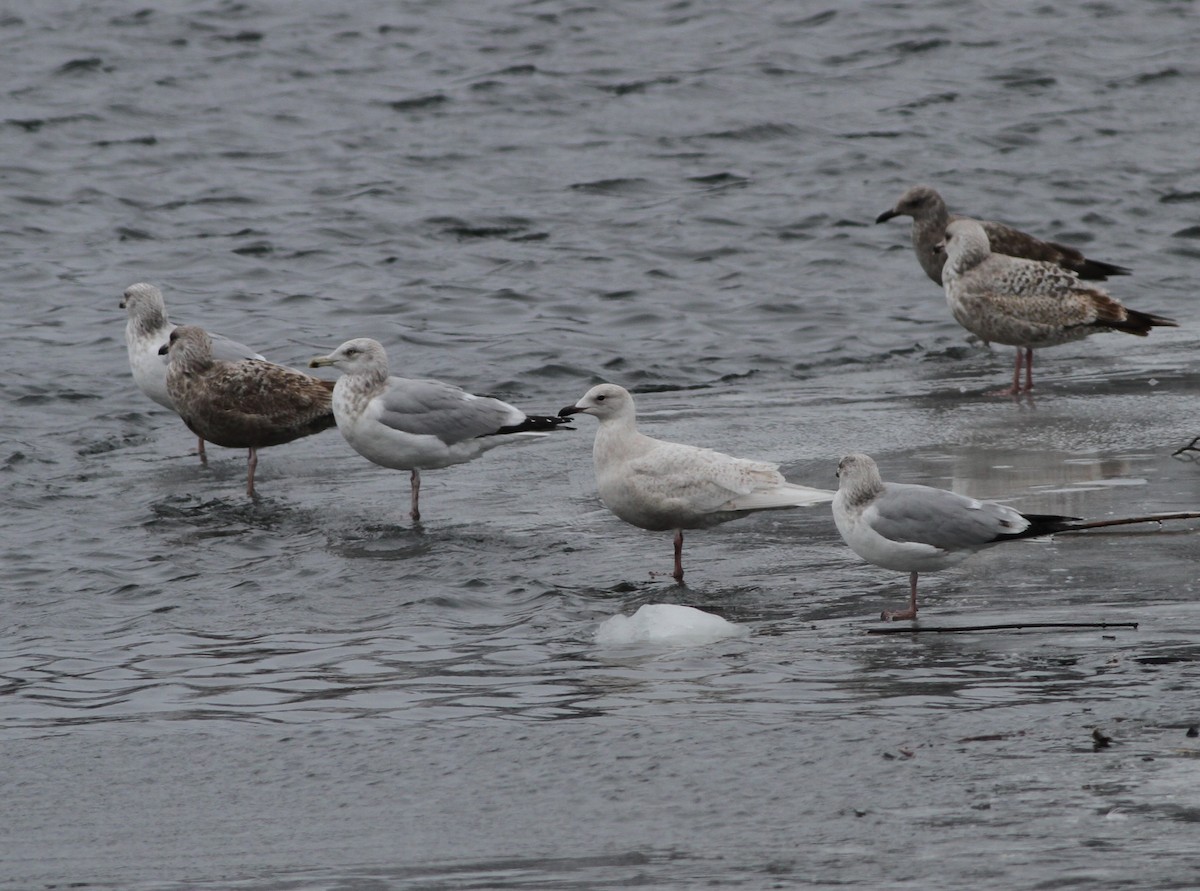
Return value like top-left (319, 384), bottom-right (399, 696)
top-left (559, 383), bottom-right (834, 583)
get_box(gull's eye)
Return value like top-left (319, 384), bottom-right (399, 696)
top-left (595, 394), bottom-right (606, 402)
top-left (344, 348), bottom-right (359, 357)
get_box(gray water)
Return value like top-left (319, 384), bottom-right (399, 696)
top-left (5, 1), bottom-right (1200, 888)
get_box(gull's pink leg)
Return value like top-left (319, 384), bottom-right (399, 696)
top-left (987, 349), bottom-right (1023, 397)
top-left (246, 447), bottom-right (258, 497)
top-left (673, 530), bottom-right (684, 583)
top-left (410, 469), bottom-right (421, 522)
top-left (1024, 348), bottom-right (1034, 392)
top-left (197, 436), bottom-right (208, 465)
top-left (882, 571), bottom-right (919, 621)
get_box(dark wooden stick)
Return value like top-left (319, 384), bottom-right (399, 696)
top-left (1060, 512), bottom-right (1200, 533)
top-left (867, 621), bottom-right (1139, 635)
top-left (1172, 436), bottom-right (1200, 457)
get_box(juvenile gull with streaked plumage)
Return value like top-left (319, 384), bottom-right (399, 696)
top-left (876, 184), bottom-right (1131, 285)
top-left (161, 325), bottom-right (335, 497)
top-left (559, 383), bottom-right (834, 583)
top-left (941, 219), bottom-right (1176, 395)
top-left (120, 282), bottom-right (264, 462)
top-left (308, 338), bottom-right (571, 522)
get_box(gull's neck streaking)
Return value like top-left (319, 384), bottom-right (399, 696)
top-left (170, 326), bottom-right (217, 377)
top-left (335, 353), bottom-right (390, 419)
top-left (943, 220), bottom-right (993, 281)
top-left (126, 286), bottom-right (171, 340)
top-left (838, 454), bottom-right (886, 509)
top-left (909, 190), bottom-right (952, 271)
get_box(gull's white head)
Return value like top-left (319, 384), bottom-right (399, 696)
top-left (558, 383), bottom-right (635, 423)
top-left (120, 282), bottom-right (166, 312)
top-left (938, 218), bottom-right (992, 272)
top-left (836, 453), bottom-right (885, 502)
top-left (120, 282), bottom-right (170, 331)
top-left (309, 338), bottom-right (389, 376)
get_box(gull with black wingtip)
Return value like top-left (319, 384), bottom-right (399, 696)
top-left (310, 338), bottom-right (571, 522)
top-left (876, 184), bottom-right (1130, 286)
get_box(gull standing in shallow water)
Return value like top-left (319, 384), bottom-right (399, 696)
top-left (161, 326), bottom-right (335, 497)
top-left (308, 338), bottom-right (572, 522)
top-left (832, 454), bottom-right (1200, 621)
top-left (120, 282), bottom-right (265, 462)
top-left (833, 453), bottom-right (1078, 621)
top-left (559, 384), bottom-right (834, 583)
top-left (940, 219), bottom-right (1177, 395)
top-left (875, 184), bottom-right (1131, 286)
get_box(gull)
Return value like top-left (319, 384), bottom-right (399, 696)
top-left (833, 453), bottom-right (1077, 620)
top-left (833, 453), bottom-right (1200, 621)
top-left (559, 383), bottom-right (834, 583)
top-left (160, 325), bottom-right (335, 497)
top-left (941, 219), bottom-right (1176, 395)
top-left (308, 338), bottom-right (572, 522)
top-left (120, 282), bottom-right (264, 462)
top-left (875, 184), bottom-right (1131, 286)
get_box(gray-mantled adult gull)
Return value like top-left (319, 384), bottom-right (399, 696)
top-left (559, 383), bottom-right (834, 583)
top-left (833, 453), bottom-right (1200, 621)
top-left (833, 453), bottom-right (1078, 621)
top-left (941, 219), bottom-right (1176, 395)
top-left (120, 282), bottom-right (265, 462)
top-left (160, 325), bottom-right (335, 497)
top-left (308, 338), bottom-right (572, 522)
top-left (875, 184), bottom-right (1131, 285)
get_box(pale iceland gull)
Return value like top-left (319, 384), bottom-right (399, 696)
top-left (559, 383), bottom-right (834, 583)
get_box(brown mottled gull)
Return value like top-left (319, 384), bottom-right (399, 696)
top-left (308, 338), bottom-right (572, 522)
top-left (121, 283), bottom-right (266, 462)
top-left (876, 185), bottom-right (1131, 285)
top-left (558, 383), bottom-right (834, 583)
top-left (940, 219), bottom-right (1176, 395)
top-left (161, 325), bottom-right (335, 496)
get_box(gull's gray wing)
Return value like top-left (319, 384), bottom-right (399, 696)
top-left (209, 332), bottom-right (264, 362)
top-left (865, 482), bottom-right (1024, 551)
top-left (376, 377), bottom-right (519, 444)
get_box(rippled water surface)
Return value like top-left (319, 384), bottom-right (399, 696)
top-left (5, 2), bottom-right (1200, 889)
